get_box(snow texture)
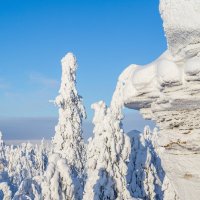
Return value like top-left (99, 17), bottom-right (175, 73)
top-left (160, 0), bottom-right (200, 59)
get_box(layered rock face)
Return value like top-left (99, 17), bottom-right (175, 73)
top-left (117, 0), bottom-right (200, 199)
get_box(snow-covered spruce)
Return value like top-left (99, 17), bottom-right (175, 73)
top-left (0, 182), bottom-right (12, 200)
top-left (83, 101), bottom-right (132, 200)
top-left (42, 153), bottom-right (78, 200)
top-left (0, 132), bottom-right (7, 175)
top-left (6, 142), bottom-right (47, 191)
top-left (127, 127), bottom-right (178, 200)
top-left (0, 136), bottom-right (49, 199)
top-left (51, 53), bottom-right (86, 199)
top-left (0, 133), bottom-right (14, 200)
top-left (13, 178), bottom-right (42, 200)
top-left (0, 133), bottom-right (12, 200)
top-left (34, 139), bottom-right (49, 176)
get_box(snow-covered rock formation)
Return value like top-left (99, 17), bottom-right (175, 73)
top-left (160, 0), bottom-right (200, 59)
top-left (115, 0), bottom-right (200, 199)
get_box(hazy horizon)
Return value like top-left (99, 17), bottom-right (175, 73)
top-left (0, 111), bottom-right (155, 140)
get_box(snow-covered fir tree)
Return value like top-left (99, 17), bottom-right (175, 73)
top-left (83, 101), bottom-right (116, 200)
top-left (0, 132), bottom-right (12, 200)
top-left (83, 101), bottom-right (132, 200)
top-left (0, 182), bottom-right (12, 200)
top-left (13, 178), bottom-right (42, 200)
top-left (127, 127), bottom-right (178, 200)
top-left (127, 127), bottom-right (161, 199)
top-left (52, 52), bottom-right (86, 168)
top-left (35, 139), bottom-right (48, 175)
top-left (7, 143), bottom-right (39, 189)
top-left (46, 52), bottom-right (86, 199)
top-left (2, 140), bottom-right (49, 198)
top-left (42, 153), bottom-right (77, 200)
top-left (0, 132), bottom-right (8, 182)
top-left (0, 132), bottom-right (7, 174)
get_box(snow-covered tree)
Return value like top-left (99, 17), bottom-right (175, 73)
top-left (0, 132), bottom-right (12, 200)
top-left (127, 127), bottom-right (158, 199)
top-left (84, 101), bottom-right (132, 200)
top-left (13, 178), bottom-right (41, 200)
top-left (126, 126), bottom-right (178, 200)
top-left (42, 154), bottom-right (77, 200)
top-left (4, 141), bottom-right (49, 197)
top-left (52, 52), bottom-right (86, 168)
top-left (50, 53), bottom-right (86, 199)
top-left (6, 143), bottom-right (35, 189)
top-left (35, 139), bottom-right (48, 175)
top-left (0, 182), bottom-right (12, 200)
top-left (0, 132), bottom-right (7, 171)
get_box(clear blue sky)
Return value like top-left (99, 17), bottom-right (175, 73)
top-left (0, 0), bottom-right (166, 139)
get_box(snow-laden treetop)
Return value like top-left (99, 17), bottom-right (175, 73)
top-left (61, 52), bottom-right (77, 72)
top-left (160, 0), bottom-right (200, 58)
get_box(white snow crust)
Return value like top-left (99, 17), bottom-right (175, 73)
top-left (160, 0), bottom-right (200, 58)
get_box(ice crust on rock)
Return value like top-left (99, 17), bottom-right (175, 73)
top-left (115, 0), bottom-right (200, 199)
top-left (160, 0), bottom-right (200, 58)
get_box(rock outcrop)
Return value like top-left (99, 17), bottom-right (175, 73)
top-left (116, 0), bottom-right (200, 199)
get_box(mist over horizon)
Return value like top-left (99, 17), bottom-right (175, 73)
top-left (0, 111), bottom-right (155, 141)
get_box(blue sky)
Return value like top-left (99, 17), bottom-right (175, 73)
top-left (0, 0), bottom-right (166, 139)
